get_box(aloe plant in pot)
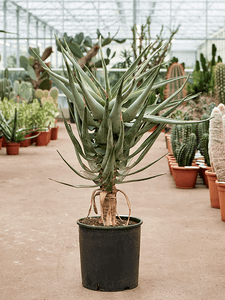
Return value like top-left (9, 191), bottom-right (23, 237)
top-left (30, 40), bottom-right (209, 291)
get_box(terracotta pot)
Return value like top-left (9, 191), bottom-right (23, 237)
top-left (20, 133), bottom-right (32, 147)
top-left (47, 129), bottom-right (52, 144)
top-left (170, 162), bottom-right (178, 177)
top-left (51, 126), bottom-right (59, 140)
top-left (215, 180), bottom-right (225, 221)
top-left (6, 142), bottom-right (20, 155)
top-left (0, 137), bottom-right (2, 150)
top-left (2, 136), bottom-right (7, 147)
top-left (205, 170), bottom-right (219, 208)
top-left (31, 131), bottom-right (38, 144)
top-left (36, 131), bottom-right (49, 146)
top-left (171, 165), bottom-right (200, 189)
top-left (148, 125), bottom-right (164, 132)
top-left (167, 136), bottom-right (173, 155)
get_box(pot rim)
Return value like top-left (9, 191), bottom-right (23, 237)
top-left (171, 165), bottom-right (200, 170)
top-left (215, 180), bottom-right (225, 186)
top-left (205, 169), bottom-right (216, 175)
top-left (77, 215), bottom-right (143, 230)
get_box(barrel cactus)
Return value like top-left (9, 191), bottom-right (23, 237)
top-left (164, 62), bottom-right (187, 100)
top-left (214, 63), bottom-right (225, 104)
top-left (30, 39), bottom-right (208, 226)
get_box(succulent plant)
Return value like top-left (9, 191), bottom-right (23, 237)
top-left (164, 62), bottom-right (187, 101)
top-left (0, 77), bottom-right (14, 100)
top-left (176, 133), bottom-right (197, 167)
top-left (30, 39), bottom-right (208, 226)
top-left (13, 80), bottom-right (33, 103)
top-left (214, 63), bottom-right (225, 104)
top-left (209, 104), bottom-right (225, 181)
top-left (35, 87), bottom-right (59, 108)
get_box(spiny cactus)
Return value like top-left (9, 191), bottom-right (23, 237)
top-left (13, 80), bottom-right (33, 103)
top-left (0, 77), bottom-right (14, 100)
top-left (30, 39), bottom-right (209, 226)
top-left (199, 133), bottom-right (210, 166)
top-left (164, 62), bottom-right (187, 100)
top-left (208, 104), bottom-right (225, 181)
top-left (214, 63), bottom-right (225, 104)
top-left (35, 87), bottom-right (59, 107)
top-left (177, 133), bottom-right (197, 167)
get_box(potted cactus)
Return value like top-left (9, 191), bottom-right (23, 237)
top-left (30, 40), bottom-right (209, 291)
top-left (208, 104), bottom-right (225, 216)
top-left (171, 123), bottom-right (199, 188)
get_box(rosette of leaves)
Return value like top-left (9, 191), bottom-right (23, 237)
top-left (30, 38), bottom-right (209, 227)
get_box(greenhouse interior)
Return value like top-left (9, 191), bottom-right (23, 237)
top-left (1, 0), bottom-right (225, 299)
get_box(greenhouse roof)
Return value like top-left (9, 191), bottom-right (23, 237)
top-left (1, 1), bottom-right (225, 45)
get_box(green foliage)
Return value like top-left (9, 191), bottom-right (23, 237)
top-left (30, 38), bottom-right (210, 193)
top-left (187, 44), bottom-right (221, 96)
top-left (35, 87), bottom-right (59, 107)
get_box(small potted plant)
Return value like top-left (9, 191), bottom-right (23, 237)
top-left (0, 108), bottom-right (37, 155)
top-left (29, 100), bottom-right (52, 146)
top-left (208, 104), bottom-right (225, 216)
top-left (171, 131), bottom-right (200, 188)
top-left (30, 40), bottom-right (209, 291)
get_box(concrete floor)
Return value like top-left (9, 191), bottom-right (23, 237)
top-left (1, 122), bottom-right (225, 300)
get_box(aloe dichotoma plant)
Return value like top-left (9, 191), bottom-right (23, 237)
top-left (30, 39), bottom-right (208, 226)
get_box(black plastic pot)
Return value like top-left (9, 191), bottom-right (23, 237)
top-left (77, 216), bottom-right (143, 291)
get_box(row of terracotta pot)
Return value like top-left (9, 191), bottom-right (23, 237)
top-left (0, 126), bottom-right (59, 155)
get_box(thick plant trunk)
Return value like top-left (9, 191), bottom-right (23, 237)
top-left (78, 44), bottom-right (100, 69)
top-left (87, 185), bottom-right (131, 226)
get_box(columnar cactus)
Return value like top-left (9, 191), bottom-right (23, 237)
top-left (0, 78), bottom-right (14, 100)
top-left (176, 133), bottom-right (197, 167)
top-left (214, 63), bottom-right (225, 104)
top-left (209, 104), bottom-right (225, 181)
top-left (164, 63), bottom-right (187, 100)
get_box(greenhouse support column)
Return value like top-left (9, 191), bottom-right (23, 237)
top-left (3, 0), bottom-right (6, 68)
top-left (61, 0), bottom-right (64, 67)
top-left (36, 20), bottom-right (38, 48)
top-left (16, 8), bottom-right (20, 68)
top-left (206, 0), bottom-right (208, 58)
top-left (44, 25), bottom-right (46, 50)
top-left (50, 29), bottom-right (53, 66)
top-left (56, 31), bottom-right (59, 68)
top-left (26, 0), bottom-right (30, 56)
top-left (133, 0), bottom-right (136, 26)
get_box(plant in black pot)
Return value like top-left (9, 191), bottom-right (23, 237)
top-left (30, 39), bottom-right (209, 291)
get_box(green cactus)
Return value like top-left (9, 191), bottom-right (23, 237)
top-left (214, 63), bottom-right (225, 104)
top-left (49, 87), bottom-right (59, 107)
top-left (199, 133), bottom-right (210, 166)
top-left (182, 124), bottom-right (192, 145)
top-left (41, 96), bottom-right (54, 106)
top-left (176, 133), bottom-right (197, 167)
top-left (35, 89), bottom-right (45, 99)
top-left (0, 77), bottom-right (13, 100)
top-left (165, 63), bottom-right (187, 100)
